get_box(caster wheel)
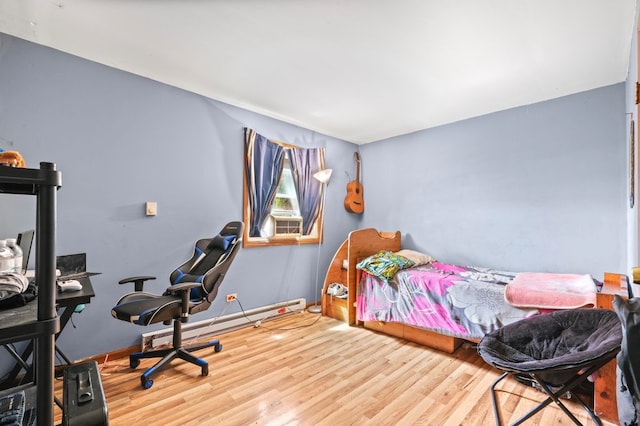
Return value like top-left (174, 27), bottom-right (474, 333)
top-left (141, 377), bottom-right (153, 389)
top-left (214, 343), bottom-right (223, 352)
top-left (130, 359), bottom-right (140, 369)
top-left (202, 365), bottom-right (209, 376)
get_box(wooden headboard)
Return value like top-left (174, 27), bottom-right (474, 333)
top-left (321, 228), bottom-right (401, 325)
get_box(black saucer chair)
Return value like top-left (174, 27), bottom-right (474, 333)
top-left (478, 308), bottom-right (622, 426)
top-left (111, 221), bottom-right (243, 389)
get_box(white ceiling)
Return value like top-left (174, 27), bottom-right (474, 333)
top-left (0, 1), bottom-right (637, 144)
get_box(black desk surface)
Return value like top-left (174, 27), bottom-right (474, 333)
top-left (56, 276), bottom-right (95, 306)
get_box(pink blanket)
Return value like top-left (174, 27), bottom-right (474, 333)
top-left (505, 272), bottom-right (597, 309)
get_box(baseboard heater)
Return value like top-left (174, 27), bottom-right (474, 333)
top-left (141, 298), bottom-right (306, 351)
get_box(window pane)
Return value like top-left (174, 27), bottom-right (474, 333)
top-left (270, 155), bottom-right (300, 217)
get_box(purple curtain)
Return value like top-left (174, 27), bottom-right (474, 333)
top-left (244, 128), bottom-right (285, 237)
top-left (287, 147), bottom-right (325, 235)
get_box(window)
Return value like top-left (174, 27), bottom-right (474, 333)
top-left (243, 128), bottom-right (326, 248)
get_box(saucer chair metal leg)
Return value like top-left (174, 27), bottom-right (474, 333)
top-left (490, 372), bottom-right (509, 426)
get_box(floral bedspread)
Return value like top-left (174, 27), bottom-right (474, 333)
top-left (356, 261), bottom-right (538, 340)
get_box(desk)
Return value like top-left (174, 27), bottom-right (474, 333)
top-left (0, 276), bottom-right (96, 388)
top-left (54, 276), bottom-right (96, 363)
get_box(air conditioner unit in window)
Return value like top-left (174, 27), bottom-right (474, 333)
top-left (271, 215), bottom-right (303, 237)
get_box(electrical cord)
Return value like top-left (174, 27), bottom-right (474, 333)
top-left (181, 301), bottom-right (234, 345)
top-left (160, 293), bottom-right (323, 349)
top-left (236, 297), bottom-right (321, 330)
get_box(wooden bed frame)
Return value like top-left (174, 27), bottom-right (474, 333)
top-left (320, 228), bottom-right (626, 424)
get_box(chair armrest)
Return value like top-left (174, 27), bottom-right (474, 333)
top-left (165, 282), bottom-right (200, 294)
top-left (165, 282), bottom-right (200, 321)
top-left (118, 275), bottom-right (156, 292)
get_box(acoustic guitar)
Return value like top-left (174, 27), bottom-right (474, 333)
top-left (344, 152), bottom-right (365, 214)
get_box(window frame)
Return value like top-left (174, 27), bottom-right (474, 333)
top-left (242, 133), bottom-right (326, 248)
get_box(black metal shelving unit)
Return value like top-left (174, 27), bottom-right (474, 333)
top-left (0, 162), bottom-right (61, 426)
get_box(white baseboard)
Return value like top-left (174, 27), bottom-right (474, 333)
top-left (141, 298), bottom-right (306, 350)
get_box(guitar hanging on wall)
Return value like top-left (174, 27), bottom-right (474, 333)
top-left (344, 152), bottom-right (365, 214)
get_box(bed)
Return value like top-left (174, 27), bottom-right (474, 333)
top-left (357, 259), bottom-right (602, 342)
top-left (357, 262), bottom-right (537, 340)
top-left (320, 228), bottom-right (626, 423)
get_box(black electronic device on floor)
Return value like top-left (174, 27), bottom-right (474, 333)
top-left (62, 361), bottom-right (108, 426)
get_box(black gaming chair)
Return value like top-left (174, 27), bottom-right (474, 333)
top-left (111, 221), bottom-right (243, 389)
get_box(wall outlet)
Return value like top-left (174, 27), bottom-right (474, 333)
top-left (226, 293), bottom-right (237, 302)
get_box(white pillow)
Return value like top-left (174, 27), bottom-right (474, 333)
top-left (394, 249), bottom-right (434, 266)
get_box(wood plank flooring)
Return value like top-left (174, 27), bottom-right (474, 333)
top-left (54, 312), bottom-right (611, 425)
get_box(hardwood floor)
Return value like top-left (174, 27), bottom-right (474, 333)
top-left (55, 312), bottom-right (610, 425)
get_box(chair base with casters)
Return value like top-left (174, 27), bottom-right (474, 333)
top-left (478, 308), bottom-right (622, 426)
top-left (111, 221), bottom-right (243, 389)
top-left (129, 318), bottom-right (223, 389)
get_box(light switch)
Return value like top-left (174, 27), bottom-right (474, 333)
top-left (146, 201), bottom-right (157, 216)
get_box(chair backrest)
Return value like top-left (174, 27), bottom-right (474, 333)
top-left (169, 221), bottom-right (244, 314)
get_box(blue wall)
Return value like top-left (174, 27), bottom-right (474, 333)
top-left (0, 34), bottom-right (360, 360)
top-left (360, 84), bottom-right (627, 276)
top-left (0, 33), bottom-right (629, 362)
